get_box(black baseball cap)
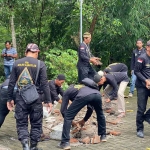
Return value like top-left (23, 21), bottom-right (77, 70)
top-left (26, 43), bottom-right (40, 53)
top-left (57, 74), bottom-right (65, 80)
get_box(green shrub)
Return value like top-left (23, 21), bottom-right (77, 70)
top-left (44, 48), bottom-right (78, 85)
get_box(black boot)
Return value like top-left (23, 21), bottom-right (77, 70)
top-left (30, 142), bottom-right (42, 150)
top-left (21, 139), bottom-right (30, 150)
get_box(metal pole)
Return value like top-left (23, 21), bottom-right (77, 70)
top-left (80, 0), bottom-right (83, 44)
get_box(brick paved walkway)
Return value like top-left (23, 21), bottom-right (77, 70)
top-left (0, 93), bottom-right (150, 150)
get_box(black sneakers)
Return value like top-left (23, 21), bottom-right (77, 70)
top-left (57, 142), bottom-right (71, 150)
top-left (100, 135), bottom-right (107, 142)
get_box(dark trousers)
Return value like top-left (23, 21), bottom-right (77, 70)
top-left (15, 93), bottom-right (43, 143)
top-left (77, 65), bottom-right (96, 83)
top-left (136, 87), bottom-right (150, 131)
top-left (0, 89), bottom-right (9, 127)
top-left (83, 105), bottom-right (93, 122)
top-left (61, 93), bottom-right (106, 142)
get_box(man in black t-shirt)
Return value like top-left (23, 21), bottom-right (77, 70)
top-left (7, 43), bottom-right (53, 150)
top-left (49, 74), bottom-right (65, 104)
top-left (135, 40), bottom-right (150, 138)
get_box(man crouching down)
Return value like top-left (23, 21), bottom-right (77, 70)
top-left (58, 78), bottom-right (106, 150)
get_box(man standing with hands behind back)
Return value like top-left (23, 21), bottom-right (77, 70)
top-left (77, 32), bottom-right (101, 83)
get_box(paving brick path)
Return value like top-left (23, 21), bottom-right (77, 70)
top-left (0, 94), bottom-right (150, 150)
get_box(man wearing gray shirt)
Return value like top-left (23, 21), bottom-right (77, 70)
top-left (1, 41), bottom-right (17, 78)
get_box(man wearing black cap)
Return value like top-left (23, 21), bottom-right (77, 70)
top-left (58, 78), bottom-right (106, 150)
top-left (7, 43), bottom-right (53, 150)
top-left (0, 77), bottom-right (17, 128)
top-left (48, 74), bottom-right (65, 104)
top-left (77, 32), bottom-right (101, 83)
top-left (134, 40), bottom-right (150, 138)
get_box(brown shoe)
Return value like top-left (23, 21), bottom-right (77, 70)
top-left (40, 134), bottom-right (50, 142)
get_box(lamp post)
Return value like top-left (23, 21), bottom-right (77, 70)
top-left (80, 0), bottom-right (83, 44)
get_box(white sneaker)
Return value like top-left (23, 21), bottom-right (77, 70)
top-left (128, 93), bottom-right (133, 97)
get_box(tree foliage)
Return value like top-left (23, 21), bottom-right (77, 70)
top-left (44, 49), bottom-right (78, 84)
top-left (0, 0), bottom-right (149, 79)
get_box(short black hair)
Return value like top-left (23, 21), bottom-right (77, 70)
top-left (137, 39), bottom-right (143, 43)
top-left (57, 74), bottom-right (65, 80)
top-left (5, 41), bottom-right (11, 45)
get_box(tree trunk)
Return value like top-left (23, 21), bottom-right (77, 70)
top-left (89, 15), bottom-right (98, 36)
top-left (10, 15), bottom-right (17, 49)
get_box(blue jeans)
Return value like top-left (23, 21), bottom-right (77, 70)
top-left (129, 71), bottom-right (137, 94)
top-left (4, 65), bottom-right (13, 79)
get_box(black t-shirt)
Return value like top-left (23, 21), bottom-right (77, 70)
top-left (130, 48), bottom-right (145, 70)
top-left (135, 53), bottom-right (150, 87)
top-left (8, 56), bottom-right (51, 103)
top-left (61, 82), bottom-right (100, 117)
top-left (77, 42), bottom-right (94, 67)
top-left (104, 63), bottom-right (128, 73)
top-left (105, 72), bottom-right (129, 100)
top-left (48, 80), bottom-right (64, 103)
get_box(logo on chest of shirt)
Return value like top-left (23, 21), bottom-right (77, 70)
top-left (17, 67), bottom-right (33, 88)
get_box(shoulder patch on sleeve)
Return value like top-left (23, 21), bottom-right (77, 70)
top-left (137, 58), bottom-right (143, 63)
top-left (80, 46), bottom-right (85, 50)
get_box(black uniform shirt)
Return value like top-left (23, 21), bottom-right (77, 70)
top-left (8, 57), bottom-right (51, 103)
top-left (134, 53), bottom-right (150, 87)
top-left (49, 80), bottom-right (64, 102)
top-left (104, 63), bottom-right (128, 73)
top-left (105, 72), bottom-right (129, 100)
top-left (130, 48), bottom-right (145, 70)
top-left (61, 78), bottom-right (100, 117)
top-left (60, 85), bottom-right (79, 117)
top-left (77, 42), bottom-right (93, 67)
